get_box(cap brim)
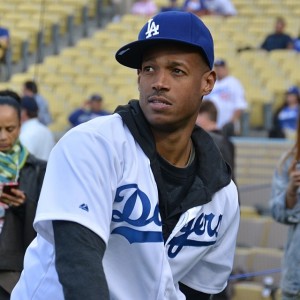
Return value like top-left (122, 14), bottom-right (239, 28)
top-left (115, 38), bottom-right (209, 69)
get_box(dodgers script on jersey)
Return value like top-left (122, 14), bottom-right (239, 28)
top-left (11, 114), bottom-right (240, 300)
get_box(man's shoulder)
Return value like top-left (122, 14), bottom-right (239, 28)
top-left (225, 75), bottom-right (242, 84)
top-left (96, 110), bottom-right (111, 116)
top-left (0, 27), bottom-right (9, 37)
top-left (208, 131), bottom-right (225, 144)
top-left (35, 94), bottom-right (48, 105)
top-left (23, 118), bottom-right (47, 131)
top-left (67, 114), bottom-right (125, 138)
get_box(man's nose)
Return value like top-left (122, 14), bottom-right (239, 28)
top-left (151, 71), bottom-right (170, 91)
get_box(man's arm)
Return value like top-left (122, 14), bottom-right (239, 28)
top-left (53, 220), bottom-right (109, 300)
top-left (231, 109), bottom-right (243, 123)
top-left (68, 109), bottom-right (85, 127)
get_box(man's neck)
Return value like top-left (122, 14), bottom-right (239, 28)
top-left (154, 130), bottom-right (193, 168)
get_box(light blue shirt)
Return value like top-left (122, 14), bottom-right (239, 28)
top-left (271, 153), bottom-right (300, 295)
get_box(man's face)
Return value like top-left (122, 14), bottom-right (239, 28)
top-left (275, 20), bottom-right (285, 33)
top-left (214, 65), bottom-right (228, 80)
top-left (0, 105), bottom-right (20, 153)
top-left (89, 100), bottom-right (102, 112)
top-left (23, 87), bottom-right (33, 97)
top-left (138, 43), bottom-right (215, 133)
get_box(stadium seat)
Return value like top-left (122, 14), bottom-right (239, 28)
top-left (240, 206), bottom-right (260, 218)
top-left (265, 220), bottom-right (288, 250)
top-left (231, 282), bottom-right (277, 300)
top-left (233, 247), bottom-right (252, 274)
top-left (237, 217), bottom-right (271, 248)
top-left (249, 247), bottom-right (282, 285)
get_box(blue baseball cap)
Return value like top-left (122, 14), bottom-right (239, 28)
top-left (115, 11), bottom-right (214, 70)
top-left (214, 59), bottom-right (227, 67)
top-left (287, 86), bottom-right (299, 96)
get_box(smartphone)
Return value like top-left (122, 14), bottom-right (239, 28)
top-left (295, 162), bottom-right (300, 194)
top-left (2, 182), bottom-right (19, 196)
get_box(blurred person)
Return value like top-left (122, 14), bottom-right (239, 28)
top-left (111, 0), bottom-right (134, 22)
top-left (269, 86), bottom-right (300, 139)
top-left (182, 0), bottom-right (208, 16)
top-left (0, 25), bottom-right (9, 62)
top-left (111, 0), bottom-right (123, 22)
top-left (68, 94), bottom-right (110, 127)
top-left (204, 59), bottom-right (248, 136)
top-left (293, 31), bottom-right (300, 52)
top-left (12, 11), bottom-right (239, 300)
top-left (270, 116), bottom-right (300, 300)
top-left (19, 96), bottom-right (55, 161)
top-left (204, 0), bottom-right (237, 17)
top-left (261, 17), bottom-right (293, 51)
top-left (0, 94), bottom-right (46, 300)
top-left (131, 0), bottom-right (158, 16)
top-left (160, 0), bottom-right (182, 12)
top-left (22, 80), bottom-right (52, 126)
top-left (196, 100), bottom-right (235, 180)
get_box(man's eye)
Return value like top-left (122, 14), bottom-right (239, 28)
top-left (143, 66), bottom-right (154, 72)
top-left (173, 69), bottom-right (184, 75)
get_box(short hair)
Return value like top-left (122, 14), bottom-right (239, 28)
top-left (199, 100), bottom-right (218, 122)
top-left (24, 80), bottom-right (38, 94)
top-left (21, 96), bottom-right (39, 119)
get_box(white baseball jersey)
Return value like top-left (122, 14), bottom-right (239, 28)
top-left (12, 114), bottom-right (240, 300)
top-left (204, 75), bottom-right (248, 129)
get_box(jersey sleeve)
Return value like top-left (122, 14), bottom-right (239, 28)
top-left (34, 125), bottom-right (122, 245)
top-left (180, 181), bottom-right (240, 294)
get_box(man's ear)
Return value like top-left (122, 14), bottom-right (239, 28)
top-left (203, 70), bottom-right (216, 96)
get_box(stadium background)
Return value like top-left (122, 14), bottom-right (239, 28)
top-left (0, 0), bottom-right (299, 299)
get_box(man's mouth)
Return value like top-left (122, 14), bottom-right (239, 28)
top-left (148, 96), bottom-right (171, 106)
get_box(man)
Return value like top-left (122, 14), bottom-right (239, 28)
top-left (160, 0), bottom-right (182, 12)
top-left (23, 80), bottom-right (52, 126)
top-left (261, 17), bottom-right (293, 51)
top-left (196, 100), bottom-right (235, 180)
top-left (19, 96), bottom-right (55, 161)
top-left (68, 93), bottom-right (110, 127)
top-left (182, 0), bottom-right (208, 16)
top-left (0, 25), bottom-right (9, 62)
top-left (12, 11), bottom-right (240, 300)
top-left (131, 0), bottom-right (158, 16)
top-left (204, 59), bottom-right (247, 136)
top-left (204, 0), bottom-right (237, 16)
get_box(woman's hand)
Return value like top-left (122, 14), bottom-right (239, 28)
top-left (0, 188), bottom-right (26, 207)
top-left (286, 160), bottom-right (300, 208)
top-left (289, 160), bottom-right (300, 191)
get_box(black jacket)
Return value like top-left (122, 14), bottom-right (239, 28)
top-left (0, 154), bottom-right (46, 271)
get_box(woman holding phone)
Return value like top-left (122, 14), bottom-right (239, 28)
top-left (270, 111), bottom-right (300, 300)
top-left (0, 91), bottom-right (47, 299)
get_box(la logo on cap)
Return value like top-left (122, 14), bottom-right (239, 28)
top-left (145, 19), bottom-right (159, 39)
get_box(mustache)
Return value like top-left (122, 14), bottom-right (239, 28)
top-left (148, 91), bottom-right (167, 98)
